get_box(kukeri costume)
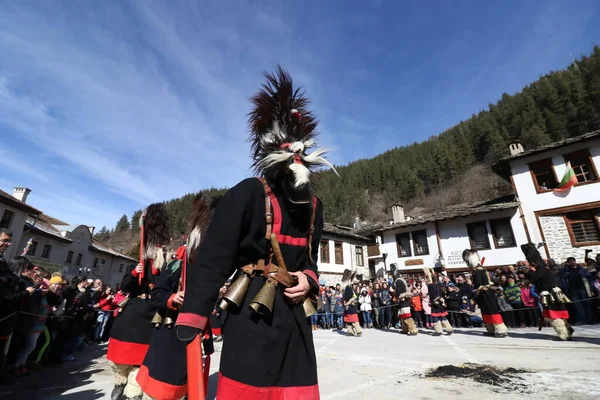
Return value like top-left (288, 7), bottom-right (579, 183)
top-left (341, 270), bottom-right (362, 337)
top-left (393, 274), bottom-right (418, 335)
top-left (138, 194), bottom-right (220, 400)
top-left (462, 249), bottom-right (508, 337)
top-left (521, 243), bottom-right (573, 341)
top-left (423, 268), bottom-right (453, 336)
top-left (175, 66), bottom-right (335, 400)
top-left (107, 204), bottom-right (170, 400)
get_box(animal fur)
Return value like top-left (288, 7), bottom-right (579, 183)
top-left (521, 243), bottom-right (547, 268)
top-left (462, 249), bottom-right (481, 269)
top-left (248, 65), bottom-right (338, 185)
top-left (187, 193), bottom-right (221, 261)
top-left (341, 269), bottom-right (356, 287)
top-left (141, 203), bottom-right (170, 261)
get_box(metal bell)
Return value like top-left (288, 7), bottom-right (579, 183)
top-left (303, 298), bottom-right (317, 318)
top-left (117, 297), bottom-right (130, 313)
top-left (249, 279), bottom-right (276, 316)
top-left (151, 312), bottom-right (163, 328)
top-left (220, 273), bottom-right (251, 311)
top-left (163, 315), bottom-right (174, 328)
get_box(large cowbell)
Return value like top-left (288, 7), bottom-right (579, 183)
top-left (219, 272), bottom-right (251, 311)
top-left (249, 278), bottom-right (277, 316)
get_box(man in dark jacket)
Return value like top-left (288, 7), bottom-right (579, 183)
top-left (561, 257), bottom-right (593, 325)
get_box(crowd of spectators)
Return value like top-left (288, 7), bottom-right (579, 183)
top-left (0, 228), bottom-right (123, 386)
top-left (311, 251), bottom-right (600, 332)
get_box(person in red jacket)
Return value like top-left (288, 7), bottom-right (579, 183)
top-left (93, 286), bottom-right (116, 343)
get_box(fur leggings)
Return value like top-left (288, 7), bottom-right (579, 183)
top-left (111, 362), bottom-right (142, 398)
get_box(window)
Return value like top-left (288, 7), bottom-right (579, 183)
top-left (355, 246), bottom-right (364, 266)
top-left (76, 253), bottom-right (83, 266)
top-left (563, 150), bottom-right (598, 184)
top-left (320, 240), bottom-right (330, 263)
top-left (529, 158), bottom-right (557, 192)
top-left (119, 264), bottom-right (124, 273)
top-left (334, 242), bottom-right (344, 265)
top-left (41, 244), bottom-right (52, 259)
top-left (66, 251), bottom-right (74, 264)
top-left (412, 230), bottom-right (429, 255)
top-left (466, 221), bottom-right (491, 250)
top-left (26, 240), bottom-right (38, 256)
top-left (0, 209), bottom-right (15, 229)
top-left (395, 233), bottom-right (411, 257)
top-left (93, 257), bottom-right (99, 268)
top-left (565, 211), bottom-right (600, 245)
top-left (490, 218), bottom-right (516, 248)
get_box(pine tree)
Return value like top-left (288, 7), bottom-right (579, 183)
top-left (94, 226), bottom-right (111, 241)
top-left (115, 215), bottom-right (130, 232)
top-left (131, 210), bottom-right (142, 232)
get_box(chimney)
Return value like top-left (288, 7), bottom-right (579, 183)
top-left (353, 217), bottom-right (361, 230)
top-left (509, 141), bottom-right (524, 156)
top-left (88, 226), bottom-right (96, 236)
top-left (13, 187), bottom-right (31, 203)
top-left (391, 204), bottom-right (405, 224)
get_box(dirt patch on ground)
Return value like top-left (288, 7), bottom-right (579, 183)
top-left (425, 363), bottom-right (530, 392)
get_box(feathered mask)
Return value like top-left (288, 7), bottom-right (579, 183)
top-left (462, 249), bottom-right (481, 269)
top-left (248, 65), bottom-right (338, 193)
top-left (520, 243), bottom-right (546, 269)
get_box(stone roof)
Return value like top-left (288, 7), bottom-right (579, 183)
top-left (322, 223), bottom-right (369, 242)
top-left (492, 129), bottom-right (600, 180)
top-left (366, 194), bottom-right (519, 233)
top-left (25, 217), bottom-right (73, 243)
top-left (90, 239), bottom-right (137, 262)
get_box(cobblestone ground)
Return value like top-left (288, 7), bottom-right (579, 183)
top-left (1, 324), bottom-right (599, 400)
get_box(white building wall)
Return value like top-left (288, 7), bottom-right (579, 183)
top-left (317, 236), bottom-right (368, 286)
top-left (379, 209), bottom-right (527, 271)
top-left (509, 138), bottom-right (600, 245)
top-left (379, 222), bottom-right (438, 270)
top-left (438, 209), bottom-right (528, 269)
top-left (0, 204), bottom-right (28, 260)
top-left (17, 232), bottom-right (70, 272)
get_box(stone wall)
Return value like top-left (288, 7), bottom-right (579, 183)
top-left (539, 215), bottom-right (600, 263)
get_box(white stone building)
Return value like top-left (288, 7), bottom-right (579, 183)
top-left (492, 130), bottom-right (600, 263)
top-left (316, 223), bottom-right (370, 286)
top-left (1, 187), bottom-right (136, 288)
top-left (362, 198), bottom-right (528, 278)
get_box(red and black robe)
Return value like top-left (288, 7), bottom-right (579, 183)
top-left (106, 263), bottom-right (157, 366)
top-left (472, 268), bottom-right (503, 325)
top-left (528, 267), bottom-right (569, 320)
top-left (137, 260), bottom-right (189, 400)
top-left (176, 177), bottom-right (323, 400)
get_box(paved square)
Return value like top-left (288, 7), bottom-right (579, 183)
top-left (2, 325), bottom-right (599, 399)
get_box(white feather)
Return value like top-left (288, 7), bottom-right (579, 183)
top-left (303, 139), bottom-right (315, 148)
top-left (154, 248), bottom-right (165, 271)
top-left (187, 226), bottom-right (202, 258)
top-left (257, 151), bottom-right (293, 170)
top-left (304, 148), bottom-right (340, 176)
top-left (289, 163), bottom-right (311, 187)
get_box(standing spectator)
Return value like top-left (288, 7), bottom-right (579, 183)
top-left (505, 275), bottom-right (525, 327)
top-left (371, 283), bottom-right (382, 328)
top-left (496, 288), bottom-right (515, 328)
top-left (420, 281), bottom-right (432, 329)
top-left (358, 289), bottom-right (373, 328)
top-left (333, 289), bottom-right (344, 330)
top-left (94, 287), bottom-right (115, 343)
top-left (520, 279), bottom-right (537, 327)
top-left (561, 257), bottom-right (594, 325)
top-left (379, 283), bottom-right (392, 329)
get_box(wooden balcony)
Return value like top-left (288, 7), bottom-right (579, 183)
top-left (367, 243), bottom-right (381, 257)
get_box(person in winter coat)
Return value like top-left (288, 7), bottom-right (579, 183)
top-left (417, 280), bottom-right (432, 329)
top-left (93, 286), bottom-right (116, 342)
top-left (358, 289), bottom-right (373, 328)
top-left (371, 283), bottom-right (382, 328)
top-left (379, 283), bottom-right (393, 329)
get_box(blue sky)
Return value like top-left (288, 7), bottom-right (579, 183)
top-left (0, 1), bottom-right (598, 229)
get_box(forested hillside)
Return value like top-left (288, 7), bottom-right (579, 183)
top-left (101, 45), bottom-right (600, 251)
